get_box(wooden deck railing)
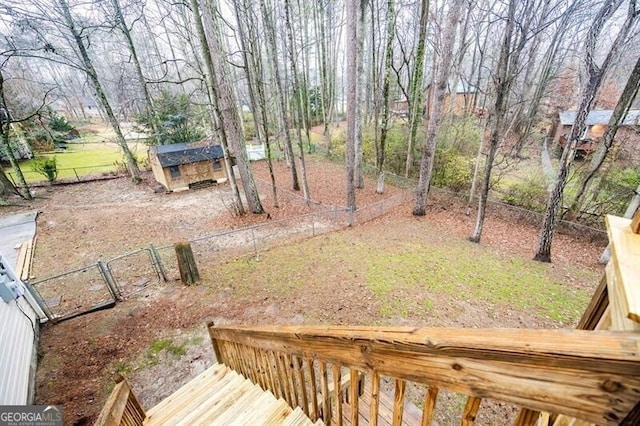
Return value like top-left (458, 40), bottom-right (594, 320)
top-left (94, 376), bottom-right (145, 426)
top-left (208, 324), bottom-right (640, 425)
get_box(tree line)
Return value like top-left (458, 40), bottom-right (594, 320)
top-left (1, 0), bottom-right (639, 262)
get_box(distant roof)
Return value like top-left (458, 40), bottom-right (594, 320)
top-left (150, 143), bottom-right (224, 167)
top-left (559, 109), bottom-right (640, 126)
top-left (426, 80), bottom-right (477, 94)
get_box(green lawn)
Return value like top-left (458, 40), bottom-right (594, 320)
top-left (210, 226), bottom-right (596, 325)
top-left (7, 142), bottom-right (147, 184)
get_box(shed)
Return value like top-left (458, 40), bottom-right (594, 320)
top-left (148, 143), bottom-right (228, 192)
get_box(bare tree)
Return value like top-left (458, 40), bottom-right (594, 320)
top-left (534, 0), bottom-right (639, 262)
top-left (404, 0), bottom-right (429, 178)
top-left (284, 0), bottom-right (311, 203)
top-left (469, 0), bottom-right (517, 243)
top-left (413, 0), bottom-right (463, 216)
top-left (0, 67), bottom-right (32, 200)
top-left (188, 0), bottom-right (245, 214)
top-left (56, 0), bottom-right (141, 181)
top-left (376, 0), bottom-right (397, 194)
top-left (260, 0), bottom-right (300, 192)
top-left (346, 0), bottom-right (357, 210)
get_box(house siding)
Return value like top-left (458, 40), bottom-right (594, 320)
top-left (0, 294), bottom-right (38, 404)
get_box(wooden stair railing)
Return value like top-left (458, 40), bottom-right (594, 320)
top-left (208, 324), bottom-right (640, 425)
top-left (94, 375), bottom-right (145, 426)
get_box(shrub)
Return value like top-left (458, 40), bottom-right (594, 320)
top-left (32, 156), bottom-right (58, 183)
top-left (134, 91), bottom-right (204, 145)
top-left (502, 176), bottom-right (548, 213)
top-left (48, 111), bottom-right (74, 132)
top-left (593, 167), bottom-right (640, 216)
top-left (432, 148), bottom-right (473, 192)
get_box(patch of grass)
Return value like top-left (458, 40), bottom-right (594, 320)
top-left (207, 229), bottom-right (595, 324)
top-left (145, 338), bottom-right (186, 366)
top-left (8, 142), bottom-right (146, 183)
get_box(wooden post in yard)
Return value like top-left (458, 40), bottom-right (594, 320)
top-left (174, 241), bottom-right (200, 285)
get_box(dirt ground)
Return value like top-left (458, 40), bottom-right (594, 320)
top-left (3, 156), bottom-right (605, 425)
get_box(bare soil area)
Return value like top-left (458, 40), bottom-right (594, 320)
top-left (2, 156), bottom-right (605, 425)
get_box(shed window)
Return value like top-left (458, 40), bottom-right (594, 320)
top-left (213, 159), bottom-right (222, 170)
top-left (169, 165), bottom-right (181, 178)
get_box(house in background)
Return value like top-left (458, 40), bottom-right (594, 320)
top-left (555, 109), bottom-right (640, 160)
top-left (424, 81), bottom-right (478, 116)
top-left (391, 80), bottom-right (478, 119)
top-left (148, 142), bottom-right (227, 192)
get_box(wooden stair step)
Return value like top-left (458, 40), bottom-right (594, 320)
top-left (144, 362), bottom-right (320, 425)
top-left (144, 363), bottom-right (232, 424)
top-left (283, 406), bottom-right (318, 426)
top-left (175, 376), bottom-right (253, 425)
top-left (207, 384), bottom-right (265, 425)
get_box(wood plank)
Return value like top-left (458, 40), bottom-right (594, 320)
top-left (350, 369), bottom-right (359, 426)
top-left (305, 357), bottom-right (319, 421)
top-left (225, 390), bottom-right (274, 426)
top-left (370, 373), bottom-right (380, 426)
top-left (319, 361), bottom-right (331, 425)
top-left (286, 354), bottom-right (300, 408)
top-left (421, 387), bottom-right (438, 426)
top-left (461, 396), bottom-right (482, 425)
top-left (145, 364), bottom-right (229, 420)
top-left (576, 275), bottom-right (609, 330)
top-left (333, 365), bottom-right (343, 426)
top-left (295, 356), bottom-right (310, 417)
top-left (630, 210), bottom-right (640, 234)
top-left (209, 325), bottom-right (640, 425)
top-left (278, 353), bottom-right (294, 407)
top-left (94, 380), bottom-right (131, 426)
top-left (605, 263), bottom-right (640, 331)
top-left (263, 399), bottom-right (295, 424)
top-left (606, 215), bottom-right (640, 324)
top-left (392, 379), bottom-right (405, 426)
top-left (15, 242), bottom-right (29, 280)
top-left (207, 383), bottom-right (263, 425)
top-left (154, 375), bottom-right (246, 425)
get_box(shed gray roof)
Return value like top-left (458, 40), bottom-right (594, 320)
top-left (150, 143), bottom-right (224, 167)
top-left (559, 109), bottom-right (640, 126)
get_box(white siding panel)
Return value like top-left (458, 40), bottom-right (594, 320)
top-left (0, 296), bottom-right (37, 405)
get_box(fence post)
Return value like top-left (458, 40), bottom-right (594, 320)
top-left (174, 242), bottom-right (200, 285)
top-left (251, 228), bottom-right (258, 259)
top-left (73, 168), bottom-right (80, 182)
top-left (23, 281), bottom-right (54, 322)
top-left (312, 216), bottom-right (316, 237)
top-left (97, 260), bottom-right (120, 299)
top-left (348, 207), bottom-right (354, 227)
top-left (149, 244), bottom-right (168, 282)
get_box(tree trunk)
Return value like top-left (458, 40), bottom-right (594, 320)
top-left (197, 0), bottom-right (264, 214)
top-left (260, 1), bottom-right (300, 192)
top-left (111, 0), bottom-right (161, 145)
top-left (534, 0), bottom-right (633, 262)
top-left (345, 0), bottom-right (358, 210)
top-left (469, 0), bottom-right (516, 243)
top-left (237, 0), bottom-right (279, 208)
top-left (57, 0), bottom-right (141, 182)
top-left (284, 0), bottom-right (311, 203)
top-left (413, 0), bottom-right (462, 216)
top-left (377, 0), bottom-right (397, 194)
top-left (404, 0), bottom-right (429, 178)
top-left (0, 70), bottom-right (31, 200)
top-left (354, 0), bottom-right (368, 189)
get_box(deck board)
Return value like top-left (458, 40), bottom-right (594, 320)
top-left (144, 363), bottom-right (319, 425)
